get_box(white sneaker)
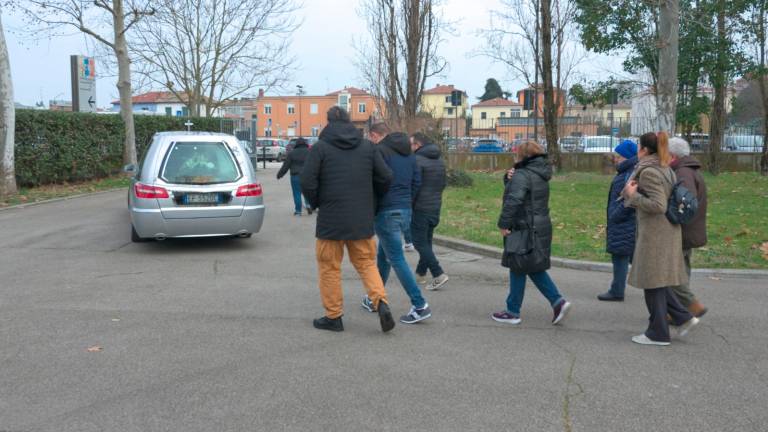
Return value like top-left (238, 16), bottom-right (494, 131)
top-left (632, 334), bottom-right (670, 346)
top-left (427, 273), bottom-right (449, 291)
top-left (403, 243), bottom-right (415, 252)
top-left (676, 317), bottom-right (700, 337)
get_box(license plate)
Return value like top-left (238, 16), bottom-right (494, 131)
top-left (184, 193), bottom-right (220, 204)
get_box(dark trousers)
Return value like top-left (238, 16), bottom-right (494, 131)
top-left (411, 210), bottom-right (444, 278)
top-left (289, 174), bottom-right (305, 214)
top-left (644, 287), bottom-right (694, 342)
top-left (609, 254), bottom-right (631, 298)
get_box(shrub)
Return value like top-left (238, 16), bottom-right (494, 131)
top-left (446, 169), bottom-right (473, 188)
top-left (14, 110), bottom-right (220, 186)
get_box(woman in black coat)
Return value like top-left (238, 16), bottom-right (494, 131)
top-left (493, 141), bottom-right (572, 326)
top-left (598, 140), bottom-right (638, 301)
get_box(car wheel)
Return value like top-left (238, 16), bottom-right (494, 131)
top-left (131, 225), bottom-right (150, 243)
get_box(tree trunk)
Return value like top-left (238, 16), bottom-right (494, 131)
top-left (0, 14), bottom-right (17, 196)
top-left (759, 76), bottom-right (768, 176)
top-left (708, 4), bottom-right (726, 176)
top-left (113, 0), bottom-right (137, 166)
top-left (540, 0), bottom-right (560, 170)
top-left (657, 0), bottom-right (679, 133)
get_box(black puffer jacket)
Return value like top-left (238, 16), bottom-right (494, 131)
top-left (606, 157), bottom-right (637, 256)
top-left (300, 121), bottom-right (393, 240)
top-left (413, 144), bottom-right (446, 213)
top-left (498, 154), bottom-right (553, 271)
top-left (276, 141), bottom-right (309, 179)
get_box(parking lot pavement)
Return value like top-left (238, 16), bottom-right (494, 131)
top-left (0, 167), bottom-right (766, 432)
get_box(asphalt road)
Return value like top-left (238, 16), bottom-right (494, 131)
top-left (1, 165), bottom-right (766, 432)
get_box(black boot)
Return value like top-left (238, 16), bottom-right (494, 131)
top-left (313, 316), bottom-right (344, 332)
top-left (378, 301), bottom-right (395, 333)
top-left (597, 292), bottom-right (624, 302)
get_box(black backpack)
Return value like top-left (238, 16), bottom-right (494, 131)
top-left (649, 167), bottom-right (699, 225)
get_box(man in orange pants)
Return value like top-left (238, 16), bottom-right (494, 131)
top-left (301, 107), bottom-right (395, 332)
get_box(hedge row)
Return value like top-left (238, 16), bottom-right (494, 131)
top-left (14, 109), bottom-right (221, 187)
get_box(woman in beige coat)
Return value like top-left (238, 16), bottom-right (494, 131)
top-left (622, 132), bottom-right (699, 346)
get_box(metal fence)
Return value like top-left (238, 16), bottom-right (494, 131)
top-left (447, 115), bottom-right (766, 154)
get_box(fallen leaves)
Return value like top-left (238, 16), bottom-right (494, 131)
top-left (86, 345), bottom-right (103, 353)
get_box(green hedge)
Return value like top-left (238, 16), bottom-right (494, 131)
top-left (14, 110), bottom-right (221, 186)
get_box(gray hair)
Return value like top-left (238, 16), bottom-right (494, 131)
top-left (668, 137), bottom-right (691, 157)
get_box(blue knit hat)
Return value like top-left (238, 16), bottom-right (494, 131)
top-left (614, 139), bottom-right (637, 159)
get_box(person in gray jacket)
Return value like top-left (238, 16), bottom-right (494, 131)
top-left (410, 133), bottom-right (449, 290)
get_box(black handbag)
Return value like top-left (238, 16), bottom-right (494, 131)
top-left (502, 173), bottom-right (548, 273)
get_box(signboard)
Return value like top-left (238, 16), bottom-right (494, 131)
top-left (612, 127), bottom-right (619, 135)
top-left (70, 55), bottom-right (96, 113)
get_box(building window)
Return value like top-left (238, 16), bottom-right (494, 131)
top-left (481, 112), bottom-right (487, 120)
top-left (267, 118), bottom-right (272, 126)
top-left (310, 103), bottom-right (318, 114)
top-left (445, 96), bottom-right (451, 103)
top-left (511, 109), bottom-right (521, 117)
top-left (446, 107), bottom-right (454, 116)
top-left (500, 112), bottom-right (506, 118)
top-left (515, 133), bottom-right (523, 139)
top-left (182, 107), bottom-right (189, 116)
top-left (311, 127), bottom-right (319, 137)
top-left (287, 104), bottom-right (295, 114)
top-left (338, 94), bottom-right (349, 111)
top-left (264, 128), bottom-right (272, 137)
top-left (264, 104), bottom-right (272, 114)
top-left (165, 107), bottom-right (172, 116)
top-left (358, 103), bottom-right (366, 113)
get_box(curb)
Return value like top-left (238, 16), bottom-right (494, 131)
top-left (433, 234), bottom-right (768, 281)
top-left (0, 188), bottom-right (126, 212)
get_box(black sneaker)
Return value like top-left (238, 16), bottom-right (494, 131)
top-left (313, 316), bottom-right (344, 332)
top-left (597, 292), bottom-right (624, 302)
top-left (378, 301), bottom-right (395, 333)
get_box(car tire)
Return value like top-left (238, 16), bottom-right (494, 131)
top-left (131, 225), bottom-right (150, 243)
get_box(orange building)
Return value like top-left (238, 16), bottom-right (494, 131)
top-left (516, 85), bottom-right (567, 117)
top-left (223, 87), bottom-right (384, 138)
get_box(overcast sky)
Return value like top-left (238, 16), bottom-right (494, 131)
top-left (4, 0), bottom-right (624, 109)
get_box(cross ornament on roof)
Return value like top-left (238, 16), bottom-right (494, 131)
top-left (184, 120), bottom-right (194, 132)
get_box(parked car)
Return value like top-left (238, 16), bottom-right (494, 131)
top-left (724, 135), bottom-right (764, 152)
top-left (254, 138), bottom-right (287, 162)
top-left (472, 138), bottom-right (504, 153)
top-left (559, 136), bottom-right (583, 152)
top-left (580, 136), bottom-right (617, 153)
top-left (286, 137), bottom-right (317, 153)
top-left (125, 132), bottom-right (265, 242)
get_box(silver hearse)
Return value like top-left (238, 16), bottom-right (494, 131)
top-left (125, 132), bottom-right (265, 242)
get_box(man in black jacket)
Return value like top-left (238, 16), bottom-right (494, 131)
top-left (300, 107), bottom-right (396, 332)
top-left (276, 137), bottom-right (311, 216)
top-left (410, 133), bottom-right (449, 290)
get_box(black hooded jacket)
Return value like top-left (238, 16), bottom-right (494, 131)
top-left (276, 141), bottom-right (309, 178)
top-left (498, 154), bottom-right (554, 271)
top-left (413, 143), bottom-right (446, 213)
top-left (300, 121), bottom-right (393, 240)
top-left (376, 132), bottom-right (421, 212)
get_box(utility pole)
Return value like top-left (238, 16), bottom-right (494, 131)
top-left (296, 84), bottom-right (304, 138)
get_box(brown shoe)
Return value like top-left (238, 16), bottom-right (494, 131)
top-left (688, 301), bottom-right (708, 318)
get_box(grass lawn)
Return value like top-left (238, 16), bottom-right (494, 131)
top-left (0, 176), bottom-right (131, 208)
top-left (438, 171), bottom-right (768, 269)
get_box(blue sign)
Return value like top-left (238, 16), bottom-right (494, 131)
top-left (611, 127), bottom-right (619, 135)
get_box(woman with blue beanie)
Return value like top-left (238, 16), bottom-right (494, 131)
top-left (598, 139), bottom-right (638, 301)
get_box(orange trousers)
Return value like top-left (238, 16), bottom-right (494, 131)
top-left (316, 238), bottom-right (389, 319)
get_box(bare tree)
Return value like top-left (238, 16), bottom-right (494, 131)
top-left (0, 11), bottom-right (17, 196)
top-left (478, 0), bottom-right (586, 169)
top-left (129, 0), bottom-right (298, 118)
top-left (14, 0), bottom-right (154, 166)
top-left (657, 0), bottom-right (679, 133)
top-left (356, 0), bottom-right (449, 126)
top-left (742, 0), bottom-right (768, 176)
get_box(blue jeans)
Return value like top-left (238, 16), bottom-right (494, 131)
top-left (289, 174), bottom-right (305, 214)
top-left (609, 254), bottom-right (631, 298)
top-left (403, 225), bottom-right (413, 244)
top-left (506, 270), bottom-right (564, 316)
top-left (411, 210), bottom-right (444, 277)
top-left (375, 209), bottom-right (426, 309)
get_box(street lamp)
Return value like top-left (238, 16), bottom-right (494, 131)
top-left (296, 85), bottom-right (305, 138)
